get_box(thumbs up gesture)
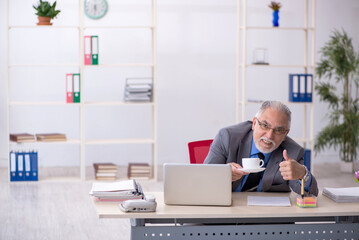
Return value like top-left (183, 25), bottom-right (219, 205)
top-left (279, 149), bottom-right (306, 180)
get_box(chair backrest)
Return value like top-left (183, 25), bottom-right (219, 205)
top-left (188, 139), bottom-right (213, 164)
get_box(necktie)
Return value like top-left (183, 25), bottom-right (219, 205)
top-left (241, 152), bottom-right (265, 192)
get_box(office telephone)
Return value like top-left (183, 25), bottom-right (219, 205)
top-left (119, 194), bottom-right (157, 212)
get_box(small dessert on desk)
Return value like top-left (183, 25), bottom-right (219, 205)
top-left (296, 195), bottom-right (317, 208)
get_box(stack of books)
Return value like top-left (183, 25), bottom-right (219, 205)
top-left (36, 133), bottom-right (67, 142)
top-left (89, 179), bottom-right (143, 202)
top-left (10, 133), bottom-right (36, 143)
top-left (93, 163), bottom-right (118, 181)
top-left (323, 187), bottom-right (359, 203)
top-left (124, 78), bottom-right (153, 102)
top-left (128, 163), bottom-right (152, 179)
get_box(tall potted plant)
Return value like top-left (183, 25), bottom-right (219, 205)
top-left (33, 0), bottom-right (61, 26)
top-left (314, 29), bottom-right (359, 172)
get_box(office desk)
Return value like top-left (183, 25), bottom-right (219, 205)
top-left (93, 192), bottom-right (359, 240)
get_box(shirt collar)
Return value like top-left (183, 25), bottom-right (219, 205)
top-left (251, 138), bottom-right (272, 163)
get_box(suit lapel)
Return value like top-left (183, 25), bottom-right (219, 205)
top-left (262, 144), bottom-right (284, 191)
top-left (237, 131), bottom-right (253, 164)
top-left (232, 131), bottom-right (253, 191)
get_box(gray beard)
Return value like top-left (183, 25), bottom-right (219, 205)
top-left (255, 138), bottom-right (277, 154)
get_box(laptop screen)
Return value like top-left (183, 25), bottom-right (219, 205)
top-left (163, 163), bottom-right (232, 206)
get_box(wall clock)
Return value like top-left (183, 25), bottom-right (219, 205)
top-left (84, 0), bottom-right (108, 20)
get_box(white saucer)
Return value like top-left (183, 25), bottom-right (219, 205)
top-left (239, 167), bottom-right (265, 173)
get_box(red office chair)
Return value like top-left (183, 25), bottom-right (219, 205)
top-left (188, 139), bottom-right (213, 164)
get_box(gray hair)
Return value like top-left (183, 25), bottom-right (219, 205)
top-left (255, 101), bottom-right (291, 129)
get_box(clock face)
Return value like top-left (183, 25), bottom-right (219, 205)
top-left (84, 0), bottom-right (108, 20)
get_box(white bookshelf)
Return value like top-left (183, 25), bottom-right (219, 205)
top-left (6, 0), bottom-right (157, 181)
top-left (237, 0), bottom-right (316, 171)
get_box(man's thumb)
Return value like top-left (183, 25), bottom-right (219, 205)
top-left (283, 149), bottom-right (289, 161)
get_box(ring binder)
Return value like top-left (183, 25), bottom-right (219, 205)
top-left (91, 36), bottom-right (99, 65)
top-left (84, 36), bottom-right (92, 65)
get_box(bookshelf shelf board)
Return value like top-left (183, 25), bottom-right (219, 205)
top-left (84, 25), bottom-right (154, 29)
top-left (9, 140), bottom-right (80, 145)
top-left (238, 101), bottom-right (313, 106)
top-left (8, 64), bottom-right (80, 68)
top-left (8, 25), bottom-right (79, 29)
top-left (85, 63), bottom-right (154, 68)
top-left (85, 101), bottom-right (154, 106)
top-left (85, 139), bottom-right (155, 145)
top-left (9, 101), bottom-right (76, 106)
top-left (241, 26), bottom-right (315, 31)
top-left (240, 64), bottom-right (315, 68)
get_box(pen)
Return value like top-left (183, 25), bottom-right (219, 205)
top-left (301, 178), bottom-right (304, 199)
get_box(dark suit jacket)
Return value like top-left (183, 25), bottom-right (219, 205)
top-left (204, 121), bottom-right (318, 196)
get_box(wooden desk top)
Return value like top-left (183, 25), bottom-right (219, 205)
top-left (93, 191), bottom-right (359, 219)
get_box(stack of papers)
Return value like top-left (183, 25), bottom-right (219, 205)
top-left (124, 78), bottom-right (152, 102)
top-left (247, 196), bottom-right (291, 206)
top-left (90, 180), bottom-right (143, 202)
top-left (322, 187), bottom-right (359, 203)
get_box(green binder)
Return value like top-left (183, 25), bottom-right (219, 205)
top-left (91, 35), bottom-right (99, 65)
top-left (73, 73), bottom-right (80, 103)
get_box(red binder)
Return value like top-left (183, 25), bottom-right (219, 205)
top-left (66, 73), bottom-right (73, 103)
top-left (84, 36), bottom-right (92, 65)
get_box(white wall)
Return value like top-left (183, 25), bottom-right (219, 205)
top-left (0, 0), bottom-right (8, 165)
top-left (157, 0), bottom-right (237, 164)
top-left (314, 0), bottom-right (359, 163)
top-left (1, 0), bottom-right (359, 169)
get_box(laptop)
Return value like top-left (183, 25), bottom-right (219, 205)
top-left (163, 163), bottom-right (232, 206)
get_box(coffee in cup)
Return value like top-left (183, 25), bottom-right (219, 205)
top-left (242, 158), bottom-right (264, 169)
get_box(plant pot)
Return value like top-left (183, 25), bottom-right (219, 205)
top-left (37, 16), bottom-right (52, 26)
top-left (340, 161), bottom-right (353, 173)
top-left (272, 10), bottom-right (279, 27)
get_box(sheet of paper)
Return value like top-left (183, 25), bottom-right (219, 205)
top-left (91, 180), bottom-right (135, 192)
top-left (247, 196), bottom-right (291, 207)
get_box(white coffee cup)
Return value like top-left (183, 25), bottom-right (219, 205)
top-left (242, 158), bottom-right (264, 169)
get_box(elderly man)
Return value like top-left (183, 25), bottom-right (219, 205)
top-left (204, 100), bottom-right (318, 196)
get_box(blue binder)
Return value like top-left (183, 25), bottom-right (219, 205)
top-left (10, 151), bottom-right (17, 181)
top-left (24, 152), bottom-right (32, 181)
top-left (289, 74), bottom-right (300, 102)
top-left (289, 74), bottom-right (313, 102)
top-left (299, 74), bottom-right (306, 102)
top-left (17, 152), bottom-right (25, 181)
top-left (303, 149), bottom-right (311, 172)
top-left (305, 74), bottom-right (313, 102)
top-left (30, 151), bottom-right (38, 181)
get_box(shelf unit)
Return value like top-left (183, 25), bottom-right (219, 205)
top-left (237, 0), bottom-right (316, 170)
top-left (6, 0), bottom-right (157, 181)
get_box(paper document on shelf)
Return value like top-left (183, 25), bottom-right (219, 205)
top-left (247, 196), bottom-right (291, 207)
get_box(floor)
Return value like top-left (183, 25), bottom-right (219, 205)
top-left (0, 163), bottom-right (358, 240)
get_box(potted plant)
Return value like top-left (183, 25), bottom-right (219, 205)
top-left (314, 29), bottom-right (359, 172)
top-left (33, 0), bottom-right (61, 26)
top-left (268, 1), bottom-right (282, 27)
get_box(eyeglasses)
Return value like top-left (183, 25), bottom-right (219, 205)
top-left (255, 118), bottom-right (289, 135)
